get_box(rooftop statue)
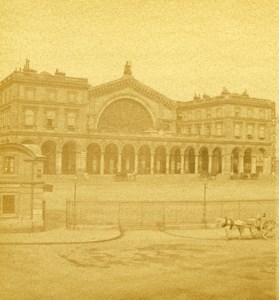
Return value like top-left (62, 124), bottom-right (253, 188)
top-left (123, 61), bottom-right (132, 76)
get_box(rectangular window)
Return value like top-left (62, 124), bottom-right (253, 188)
top-left (25, 109), bottom-right (35, 126)
top-left (205, 124), bottom-right (211, 135)
top-left (25, 88), bottom-right (35, 101)
top-left (234, 124), bottom-right (241, 138)
top-left (196, 111), bottom-right (201, 119)
top-left (47, 90), bottom-right (56, 101)
top-left (68, 92), bottom-right (77, 103)
top-left (259, 125), bottom-right (265, 140)
top-left (235, 107), bottom-right (241, 117)
top-left (46, 111), bottom-right (55, 129)
top-left (67, 112), bottom-right (76, 130)
top-left (216, 123), bottom-right (222, 136)
top-left (195, 125), bottom-right (201, 135)
top-left (217, 108), bottom-right (222, 118)
top-left (2, 195), bottom-right (15, 214)
top-left (4, 156), bottom-right (15, 174)
top-left (259, 110), bottom-right (266, 119)
top-left (206, 109), bottom-right (211, 118)
top-left (247, 124), bottom-right (254, 139)
top-left (187, 112), bottom-right (192, 120)
top-left (187, 126), bottom-right (192, 135)
top-left (247, 109), bottom-right (253, 118)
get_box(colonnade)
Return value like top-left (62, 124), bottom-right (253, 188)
top-left (32, 139), bottom-right (271, 176)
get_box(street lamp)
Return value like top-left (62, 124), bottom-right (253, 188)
top-left (73, 176), bottom-right (78, 228)
top-left (202, 178), bottom-right (208, 229)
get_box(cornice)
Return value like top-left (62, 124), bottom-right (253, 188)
top-left (178, 97), bottom-right (274, 109)
top-left (4, 130), bottom-right (272, 147)
top-left (0, 72), bottom-right (90, 90)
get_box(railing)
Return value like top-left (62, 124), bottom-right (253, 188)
top-left (66, 199), bottom-right (276, 230)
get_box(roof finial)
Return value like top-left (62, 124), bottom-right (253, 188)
top-left (123, 61), bottom-right (132, 76)
top-left (24, 58), bottom-right (30, 71)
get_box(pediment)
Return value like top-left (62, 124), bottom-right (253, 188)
top-left (89, 76), bottom-right (177, 109)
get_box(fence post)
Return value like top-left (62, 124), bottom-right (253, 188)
top-left (118, 202), bottom-right (121, 229)
top-left (162, 201), bottom-right (166, 231)
top-left (42, 199), bottom-right (46, 232)
top-left (238, 201), bottom-right (241, 219)
top-left (65, 198), bottom-right (68, 230)
top-left (203, 183), bottom-right (207, 228)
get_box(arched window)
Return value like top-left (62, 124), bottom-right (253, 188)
top-left (98, 99), bottom-right (154, 132)
top-left (25, 110), bottom-right (35, 126)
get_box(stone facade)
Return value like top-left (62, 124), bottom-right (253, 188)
top-left (0, 143), bottom-right (45, 231)
top-left (0, 60), bottom-right (276, 177)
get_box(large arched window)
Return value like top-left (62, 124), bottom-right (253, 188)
top-left (98, 99), bottom-right (154, 132)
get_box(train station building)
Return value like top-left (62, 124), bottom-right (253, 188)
top-left (0, 60), bottom-right (276, 176)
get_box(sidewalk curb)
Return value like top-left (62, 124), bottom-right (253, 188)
top-left (0, 230), bottom-right (124, 246)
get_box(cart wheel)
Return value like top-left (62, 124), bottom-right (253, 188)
top-left (261, 220), bottom-right (276, 239)
top-left (250, 226), bottom-right (261, 239)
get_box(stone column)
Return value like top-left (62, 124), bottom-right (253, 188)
top-left (184, 155), bottom-right (189, 174)
top-left (195, 155), bottom-right (199, 174)
top-left (251, 156), bottom-right (257, 174)
top-left (56, 151), bottom-right (62, 174)
top-left (239, 155), bottom-right (244, 173)
top-left (76, 151), bottom-right (81, 175)
top-left (208, 155), bottom-right (212, 174)
top-left (180, 154), bottom-right (185, 174)
top-left (166, 154), bottom-right (170, 174)
top-left (150, 152), bottom-right (154, 174)
top-left (100, 152), bottom-right (104, 175)
top-left (79, 150), bottom-right (86, 174)
top-left (220, 149), bottom-right (230, 175)
top-left (117, 153), bottom-right (122, 173)
top-left (264, 156), bottom-right (271, 174)
top-left (134, 153), bottom-right (138, 173)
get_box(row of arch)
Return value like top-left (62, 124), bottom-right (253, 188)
top-left (34, 140), bottom-right (269, 176)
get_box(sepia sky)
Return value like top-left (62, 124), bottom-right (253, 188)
top-left (0, 0), bottom-right (278, 103)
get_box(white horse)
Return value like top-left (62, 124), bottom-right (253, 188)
top-left (216, 217), bottom-right (253, 240)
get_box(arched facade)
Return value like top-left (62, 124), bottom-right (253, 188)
top-left (3, 65), bottom-right (273, 178)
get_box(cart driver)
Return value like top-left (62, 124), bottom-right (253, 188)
top-left (256, 213), bottom-right (266, 231)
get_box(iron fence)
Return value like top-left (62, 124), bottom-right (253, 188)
top-left (65, 199), bottom-right (277, 230)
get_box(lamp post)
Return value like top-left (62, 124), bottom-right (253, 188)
top-left (203, 180), bottom-right (207, 229)
top-left (73, 176), bottom-right (78, 229)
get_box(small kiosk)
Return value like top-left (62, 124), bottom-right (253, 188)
top-left (0, 143), bottom-right (45, 232)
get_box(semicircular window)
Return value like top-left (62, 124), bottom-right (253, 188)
top-left (98, 99), bottom-right (154, 132)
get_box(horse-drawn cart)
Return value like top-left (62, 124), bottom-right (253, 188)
top-left (217, 216), bottom-right (276, 240)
